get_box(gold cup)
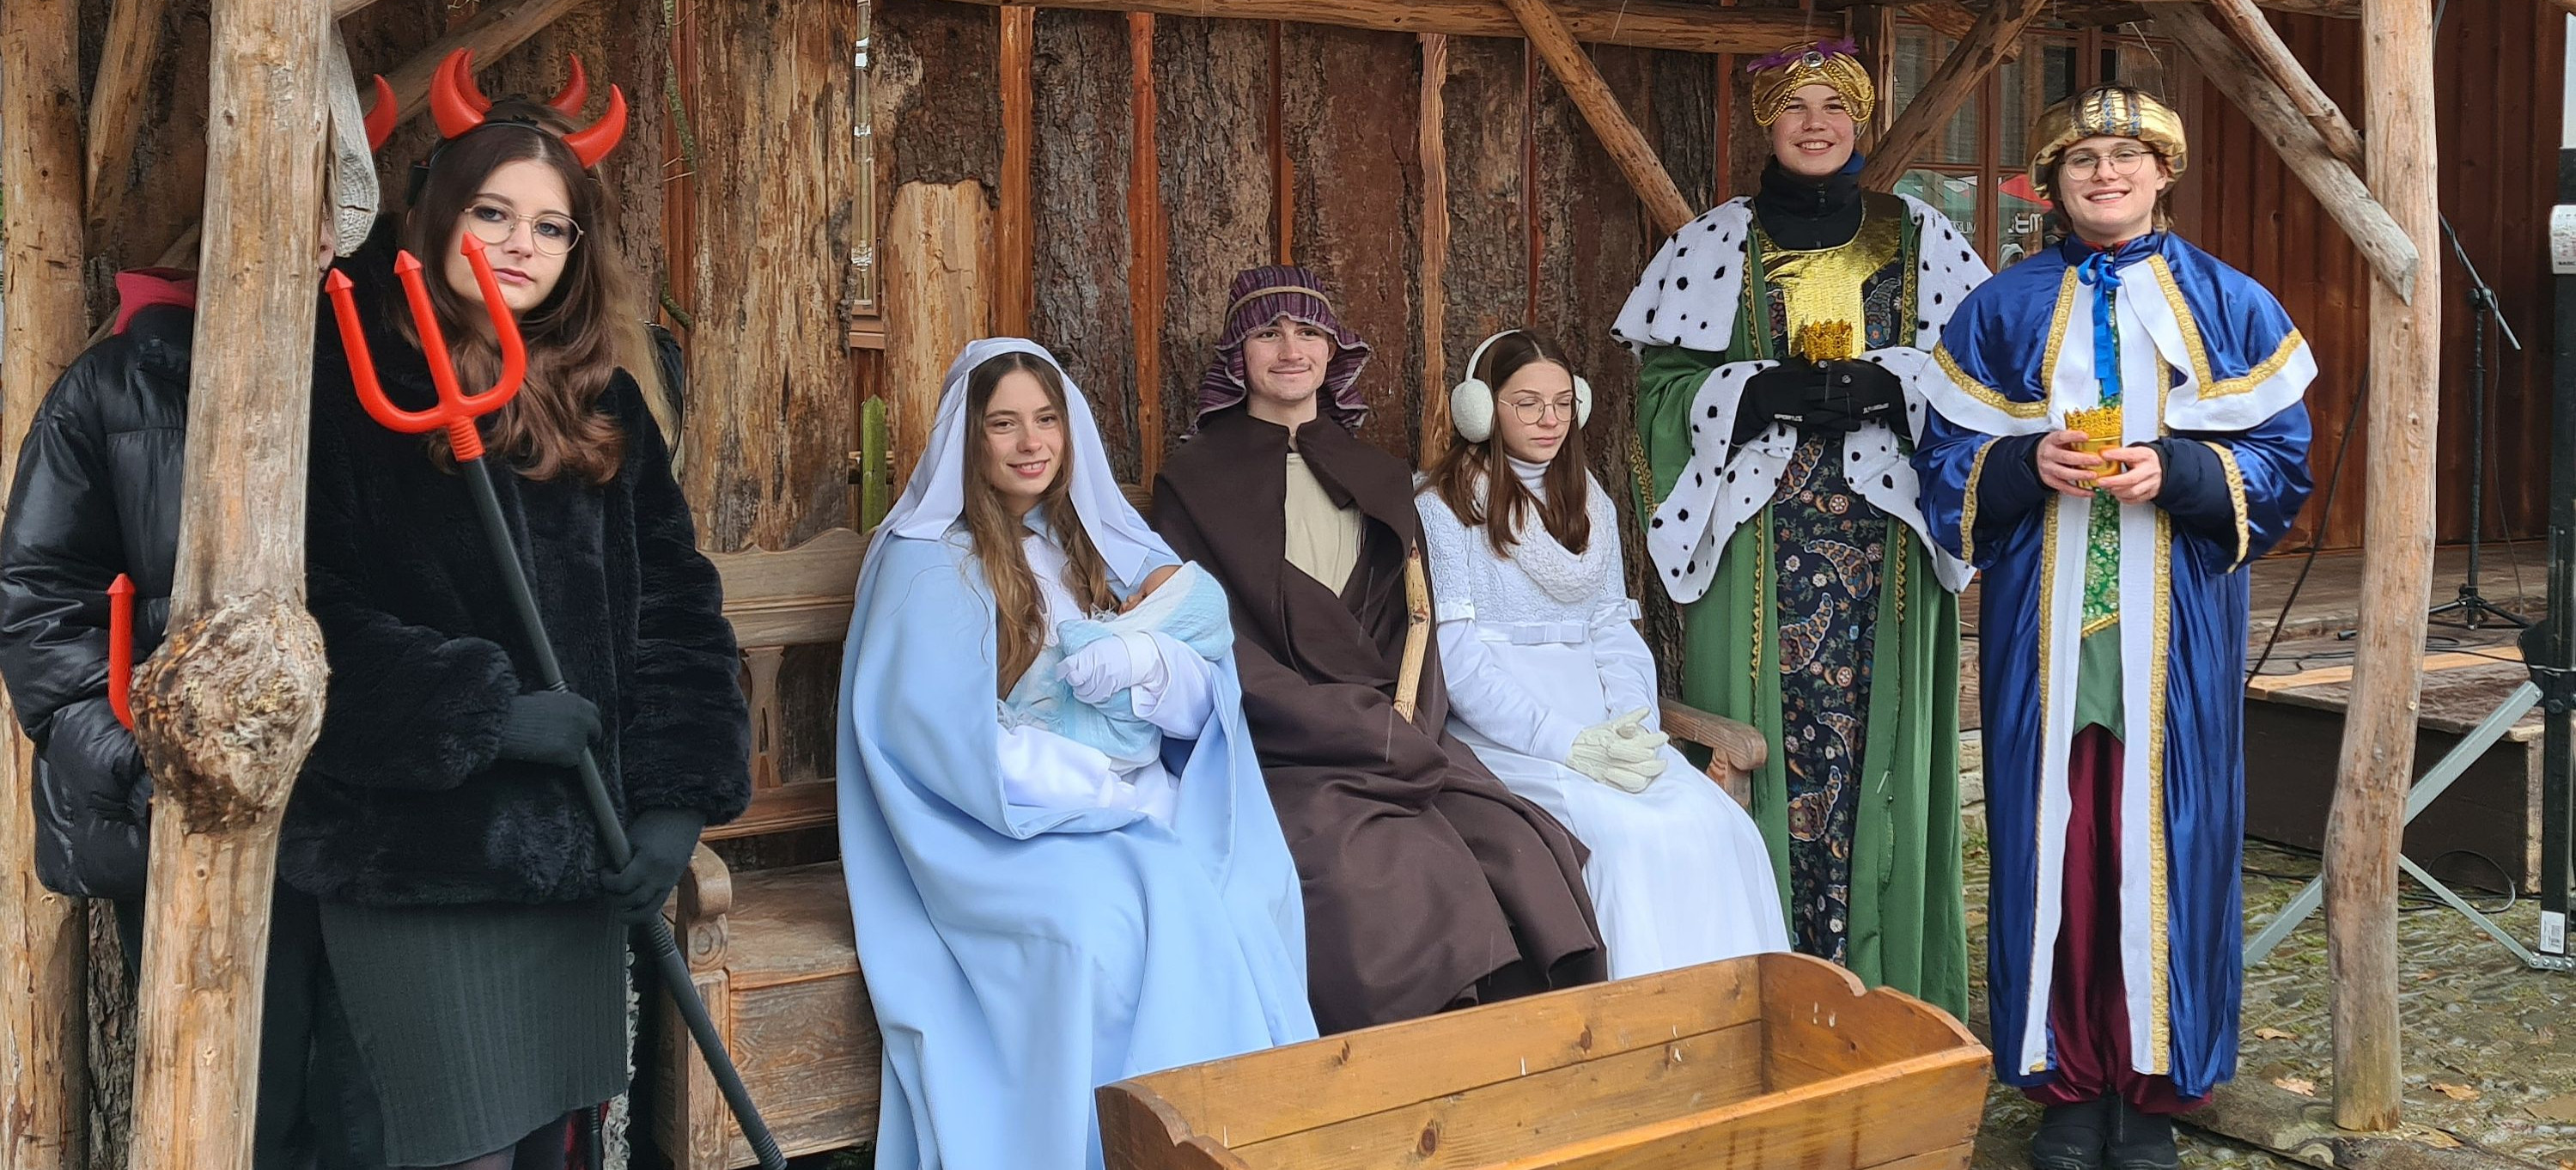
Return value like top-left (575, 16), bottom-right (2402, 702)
top-left (2063, 404), bottom-right (2124, 488)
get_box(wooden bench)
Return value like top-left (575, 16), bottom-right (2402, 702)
top-left (654, 524), bottom-right (1770, 1169)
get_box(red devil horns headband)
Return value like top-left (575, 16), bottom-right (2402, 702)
top-left (427, 48), bottom-right (627, 168)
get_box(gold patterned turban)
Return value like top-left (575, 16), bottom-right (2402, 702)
top-left (2027, 85), bottom-right (2188, 198)
top-left (1746, 40), bottom-right (1876, 127)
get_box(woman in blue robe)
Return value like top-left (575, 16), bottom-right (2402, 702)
top-left (1912, 88), bottom-right (2313, 1170)
top-left (835, 338), bottom-right (1316, 1170)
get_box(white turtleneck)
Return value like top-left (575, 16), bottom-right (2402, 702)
top-left (1506, 454), bottom-right (1553, 498)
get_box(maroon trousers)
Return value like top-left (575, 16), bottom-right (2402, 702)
top-left (2023, 726), bottom-right (2204, 1116)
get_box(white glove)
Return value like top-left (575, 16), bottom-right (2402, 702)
top-left (1597, 753), bottom-right (1667, 794)
top-left (1057, 631), bottom-right (1165, 707)
top-left (1567, 709), bottom-right (1668, 789)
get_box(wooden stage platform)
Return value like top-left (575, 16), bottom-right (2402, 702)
top-left (1959, 544), bottom-right (2557, 893)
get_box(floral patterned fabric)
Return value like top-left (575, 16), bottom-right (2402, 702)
top-left (1759, 262), bottom-right (1901, 964)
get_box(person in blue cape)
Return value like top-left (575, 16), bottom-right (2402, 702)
top-left (835, 337), bottom-right (1316, 1170)
top-left (1911, 87), bottom-right (2314, 1170)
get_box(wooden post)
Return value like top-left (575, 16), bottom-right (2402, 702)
top-left (1127, 13), bottom-right (1166, 476)
top-left (86, 0), bottom-right (178, 236)
top-left (124, 0), bottom-right (336, 1161)
top-left (886, 181), bottom-right (996, 488)
top-left (2202, 0), bottom-right (2365, 172)
top-left (996, 5), bottom-right (1036, 338)
top-left (1419, 32), bottom-right (1453, 457)
top-left (0, 0), bottom-right (94, 1162)
top-left (1858, 0), bottom-right (2048, 189)
top-left (2323, 0), bottom-right (2440, 1133)
top-left (1496, 0), bottom-right (1695, 237)
top-left (2148, 4), bottom-right (2419, 301)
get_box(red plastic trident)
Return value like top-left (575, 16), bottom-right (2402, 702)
top-left (323, 234), bottom-right (527, 460)
top-left (107, 574), bottom-right (135, 731)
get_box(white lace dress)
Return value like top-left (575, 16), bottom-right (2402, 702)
top-left (1417, 460), bottom-right (1789, 978)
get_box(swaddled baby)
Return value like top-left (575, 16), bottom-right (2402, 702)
top-left (1000, 562), bottom-right (1233, 770)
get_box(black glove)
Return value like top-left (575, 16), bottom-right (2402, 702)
top-left (494, 690), bottom-right (603, 769)
top-left (1732, 360), bottom-right (1826, 448)
top-left (602, 807), bottom-right (705, 924)
top-left (1826, 359), bottom-right (1907, 430)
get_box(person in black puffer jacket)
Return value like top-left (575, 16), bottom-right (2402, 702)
top-left (0, 39), bottom-right (387, 1170)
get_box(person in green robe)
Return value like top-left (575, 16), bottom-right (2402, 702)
top-left (1608, 40), bottom-right (1985, 1016)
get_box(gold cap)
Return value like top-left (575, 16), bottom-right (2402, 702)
top-left (2027, 85), bottom-right (2186, 198)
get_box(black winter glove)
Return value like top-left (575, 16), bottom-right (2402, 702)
top-left (1828, 358), bottom-right (1907, 430)
top-left (1732, 360), bottom-right (1824, 448)
top-left (602, 807), bottom-right (705, 924)
top-left (494, 690), bottom-right (603, 769)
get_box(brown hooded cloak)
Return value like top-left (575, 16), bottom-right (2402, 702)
top-left (1153, 402), bottom-right (1607, 1033)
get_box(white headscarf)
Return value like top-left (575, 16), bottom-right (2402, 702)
top-left (877, 338), bottom-right (1172, 589)
top-left (320, 29), bottom-right (381, 259)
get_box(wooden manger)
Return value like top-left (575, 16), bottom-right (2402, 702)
top-left (1099, 952), bottom-right (1988, 1170)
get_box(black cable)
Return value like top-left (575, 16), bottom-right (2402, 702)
top-left (2248, 358), bottom-right (2369, 683)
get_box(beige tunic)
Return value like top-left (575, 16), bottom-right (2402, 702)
top-left (1282, 451), bottom-right (1362, 594)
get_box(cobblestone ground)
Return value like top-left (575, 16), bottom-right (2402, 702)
top-left (1962, 820), bottom-right (2576, 1169)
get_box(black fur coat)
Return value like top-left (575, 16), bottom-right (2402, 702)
top-left (284, 229), bottom-right (749, 906)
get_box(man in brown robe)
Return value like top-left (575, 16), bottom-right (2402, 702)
top-left (1151, 265), bottom-right (1606, 1033)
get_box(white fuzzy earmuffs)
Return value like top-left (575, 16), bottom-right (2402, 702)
top-left (1450, 329), bottom-right (1593, 442)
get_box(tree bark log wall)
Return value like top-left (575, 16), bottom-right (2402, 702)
top-left (1150, 16), bottom-right (1275, 456)
top-left (680, 0), bottom-right (863, 551)
top-left (1029, 9), bottom-right (1140, 482)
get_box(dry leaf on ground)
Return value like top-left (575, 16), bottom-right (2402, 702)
top-left (2429, 1082), bottom-right (2482, 1102)
top-left (2275, 1076), bottom-right (2317, 1097)
top-left (2530, 1093), bottom-right (2576, 1124)
top-left (2252, 1027), bottom-right (2299, 1041)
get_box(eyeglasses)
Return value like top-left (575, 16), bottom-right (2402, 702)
top-left (1507, 398), bottom-right (1578, 424)
top-left (2059, 147), bottom-right (2157, 181)
top-left (461, 200), bottom-right (583, 256)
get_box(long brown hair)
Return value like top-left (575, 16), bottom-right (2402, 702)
top-left (957, 350), bottom-right (1117, 693)
top-left (398, 99), bottom-right (670, 484)
top-left (1427, 330), bottom-right (1592, 556)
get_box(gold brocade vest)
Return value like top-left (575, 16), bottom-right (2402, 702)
top-left (1752, 204), bottom-right (1904, 361)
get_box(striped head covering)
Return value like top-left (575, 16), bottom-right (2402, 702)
top-left (1195, 265), bottom-right (1373, 432)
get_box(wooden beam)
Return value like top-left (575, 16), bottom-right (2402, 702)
top-left (332, 0), bottom-right (377, 14)
top-left (1127, 13), bottom-right (1166, 476)
top-left (0, 0), bottom-right (93, 1164)
top-left (2549, 0), bottom-right (2576, 19)
top-left (1858, 0), bottom-right (2048, 189)
top-left (378, 0), bottom-right (595, 127)
top-left (996, 5), bottom-right (1035, 337)
top-left (86, 0), bottom-right (177, 236)
top-left (126, 0), bottom-right (334, 1161)
top-left (941, 0), bottom-right (1817, 55)
top-left (2201, 0), bottom-right (2364, 171)
top-left (2148, 3), bottom-right (2418, 301)
top-left (1497, 0), bottom-right (1694, 236)
top-left (2325, 0), bottom-right (2439, 1133)
top-left (1903, 2), bottom-right (2019, 63)
top-left (1419, 32), bottom-right (1453, 457)
top-left (886, 181), bottom-right (995, 488)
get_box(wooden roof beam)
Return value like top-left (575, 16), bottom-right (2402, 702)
top-left (2145, 2), bottom-right (2418, 299)
top-left (377, 0), bottom-right (597, 128)
top-left (2201, 0), bottom-right (2363, 171)
top-left (1859, 0), bottom-right (2049, 189)
top-left (940, 0), bottom-right (1818, 55)
top-left (1498, 0), bottom-right (1696, 235)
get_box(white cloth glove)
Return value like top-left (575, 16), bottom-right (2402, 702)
top-left (1057, 631), bottom-right (1165, 707)
top-left (1567, 708), bottom-right (1668, 790)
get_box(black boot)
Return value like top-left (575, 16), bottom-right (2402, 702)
top-left (2105, 1101), bottom-right (2181, 1170)
top-left (2031, 1096), bottom-right (2112, 1170)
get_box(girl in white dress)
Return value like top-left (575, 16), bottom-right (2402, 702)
top-left (1416, 328), bottom-right (1789, 978)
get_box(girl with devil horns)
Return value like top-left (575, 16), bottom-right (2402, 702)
top-left (1414, 328), bottom-right (1788, 978)
top-left (295, 51), bottom-right (749, 1168)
